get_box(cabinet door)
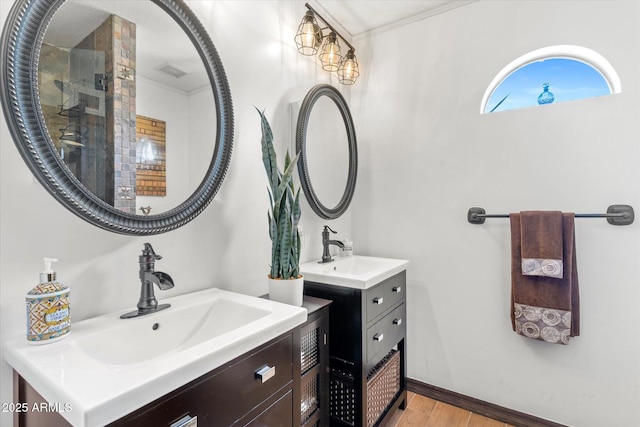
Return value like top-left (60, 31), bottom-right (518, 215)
top-left (300, 304), bottom-right (330, 427)
top-left (13, 373), bottom-right (72, 427)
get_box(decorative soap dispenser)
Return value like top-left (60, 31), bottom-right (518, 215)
top-left (26, 258), bottom-right (71, 344)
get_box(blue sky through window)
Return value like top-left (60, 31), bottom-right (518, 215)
top-left (485, 58), bottom-right (611, 113)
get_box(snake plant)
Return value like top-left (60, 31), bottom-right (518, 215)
top-left (257, 108), bottom-right (302, 280)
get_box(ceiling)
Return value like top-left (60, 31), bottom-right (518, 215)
top-left (44, 1), bottom-right (208, 93)
top-left (312, 0), bottom-right (476, 38)
top-left (43, 1), bottom-right (475, 93)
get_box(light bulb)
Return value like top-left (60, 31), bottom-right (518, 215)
top-left (337, 49), bottom-right (360, 85)
top-left (319, 32), bottom-right (342, 72)
top-left (303, 23), bottom-right (315, 46)
top-left (343, 62), bottom-right (353, 78)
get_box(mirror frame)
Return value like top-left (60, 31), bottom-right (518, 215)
top-left (0, 0), bottom-right (234, 235)
top-left (296, 84), bottom-right (358, 220)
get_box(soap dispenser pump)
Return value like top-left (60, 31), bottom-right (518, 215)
top-left (26, 258), bottom-right (71, 344)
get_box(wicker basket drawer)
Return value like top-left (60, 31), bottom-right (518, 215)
top-left (330, 369), bottom-right (356, 426)
top-left (329, 350), bottom-right (401, 427)
top-left (366, 350), bottom-right (401, 427)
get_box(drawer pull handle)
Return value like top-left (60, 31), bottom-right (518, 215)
top-left (255, 365), bottom-right (276, 383)
top-left (392, 286), bottom-right (402, 293)
top-left (373, 297), bottom-right (384, 305)
top-left (374, 333), bottom-right (384, 342)
top-left (170, 415), bottom-right (197, 427)
top-left (393, 318), bottom-right (402, 325)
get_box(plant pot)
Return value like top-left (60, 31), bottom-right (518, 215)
top-left (268, 275), bottom-right (304, 306)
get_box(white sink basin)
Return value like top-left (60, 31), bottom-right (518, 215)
top-left (71, 298), bottom-right (270, 366)
top-left (4, 288), bottom-right (306, 427)
top-left (300, 255), bottom-right (409, 289)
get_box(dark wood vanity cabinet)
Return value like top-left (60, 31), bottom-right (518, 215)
top-left (304, 271), bottom-right (407, 427)
top-left (13, 329), bottom-right (301, 427)
top-left (112, 330), bottom-right (301, 426)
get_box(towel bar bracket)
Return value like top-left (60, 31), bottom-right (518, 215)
top-left (468, 207), bottom-right (487, 224)
top-left (606, 204), bottom-right (635, 226)
top-left (467, 205), bottom-right (634, 226)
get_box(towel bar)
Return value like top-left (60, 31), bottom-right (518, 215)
top-left (467, 205), bottom-right (634, 226)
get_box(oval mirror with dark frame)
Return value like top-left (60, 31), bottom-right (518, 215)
top-left (0, 0), bottom-right (233, 235)
top-left (296, 84), bottom-right (358, 220)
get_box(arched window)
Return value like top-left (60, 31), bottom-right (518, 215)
top-left (481, 45), bottom-right (621, 114)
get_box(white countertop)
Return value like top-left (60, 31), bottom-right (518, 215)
top-left (4, 288), bottom-right (307, 427)
top-left (300, 255), bottom-right (409, 289)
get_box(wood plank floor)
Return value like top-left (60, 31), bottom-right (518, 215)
top-left (387, 392), bottom-right (516, 427)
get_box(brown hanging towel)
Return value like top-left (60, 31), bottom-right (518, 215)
top-left (510, 211), bottom-right (580, 344)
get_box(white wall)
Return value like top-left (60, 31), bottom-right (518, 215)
top-left (0, 1), bottom-right (350, 424)
top-left (135, 77), bottom-right (192, 213)
top-left (351, 1), bottom-right (640, 426)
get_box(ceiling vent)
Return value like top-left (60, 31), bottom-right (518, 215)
top-left (155, 63), bottom-right (188, 78)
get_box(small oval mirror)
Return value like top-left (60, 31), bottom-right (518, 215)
top-left (296, 84), bottom-right (358, 220)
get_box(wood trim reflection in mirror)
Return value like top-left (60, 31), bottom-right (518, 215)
top-left (136, 116), bottom-right (166, 197)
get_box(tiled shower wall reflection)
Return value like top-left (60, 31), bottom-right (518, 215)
top-left (90, 14), bottom-right (137, 213)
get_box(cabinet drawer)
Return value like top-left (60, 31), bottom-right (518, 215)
top-left (366, 303), bottom-right (405, 365)
top-left (365, 272), bottom-right (405, 323)
top-left (244, 389), bottom-right (293, 426)
top-left (112, 334), bottom-right (293, 426)
top-left (209, 333), bottom-right (293, 425)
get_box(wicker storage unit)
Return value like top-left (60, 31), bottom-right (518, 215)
top-left (305, 270), bottom-right (407, 427)
top-left (366, 350), bottom-right (401, 427)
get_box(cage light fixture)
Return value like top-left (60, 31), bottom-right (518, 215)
top-left (295, 3), bottom-right (360, 85)
top-left (337, 49), bottom-right (360, 85)
top-left (294, 10), bottom-right (323, 55)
